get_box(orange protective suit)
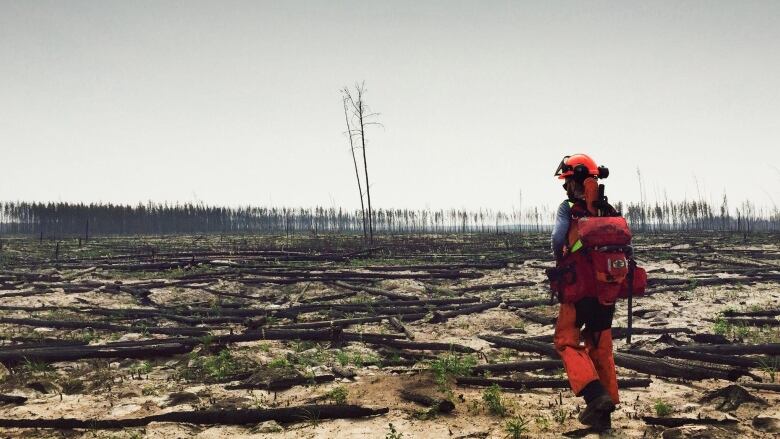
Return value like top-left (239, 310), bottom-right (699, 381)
top-left (554, 302), bottom-right (619, 404)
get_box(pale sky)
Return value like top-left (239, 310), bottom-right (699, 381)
top-left (1, 1), bottom-right (779, 212)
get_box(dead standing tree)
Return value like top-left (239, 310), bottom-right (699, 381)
top-left (342, 82), bottom-right (381, 244)
top-left (341, 95), bottom-right (368, 242)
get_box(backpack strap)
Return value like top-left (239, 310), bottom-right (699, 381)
top-left (566, 199), bottom-right (589, 254)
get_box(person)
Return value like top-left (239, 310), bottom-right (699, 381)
top-left (550, 154), bottom-right (619, 431)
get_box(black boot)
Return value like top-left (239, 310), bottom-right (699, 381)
top-left (591, 410), bottom-right (612, 432)
top-left (578, 393), bottom-right (614, 426)
top-left (577, 381), bottom-right (615, 427)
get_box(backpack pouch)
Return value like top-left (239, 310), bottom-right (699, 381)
top-left (589, 249), bottom-right (628, 305)
top-left (558, 251), bottom-right (595, 304)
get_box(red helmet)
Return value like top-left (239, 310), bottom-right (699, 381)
top-left (554, 154), bottom-right (608, 181)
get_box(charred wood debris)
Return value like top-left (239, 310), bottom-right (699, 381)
top-left (0, 232), bottom-right (777, 431)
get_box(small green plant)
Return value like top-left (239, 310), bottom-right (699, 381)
top-left (335, 350), bottom-right (350, 367)
top-left (325, 385), bottom-right (348, 404)
top-left (385, 423), bottom-right (403, 439)
top-left (535, 415), bottom-right (550, 431)
top-left (191, 349), bottom-right (242, 380)
top-left (552, 407), bottom-right (567, 424)
top-left (267, 357), bottom-right (291, 369)
top-left (758, 357), bottom-right (779, 383)
top-left (654, 399), bottom-right (673, 417)
top-left (712, 317), bottom-right (730, 335)
top-left (482, 384), bottom-right (506, 416)
top-left (429, 353), bottom-right (476, 392)
top-left (130, 361), bottom-right (153, 378)
top-left (199, 334), bottom-right (215, 349)
top-left (20, 360), bottom-right (55, 377)
top-left (505, 416), bottom-right (529, 438)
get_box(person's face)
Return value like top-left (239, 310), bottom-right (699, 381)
top-left (564, 178), bottom-right (577, 198)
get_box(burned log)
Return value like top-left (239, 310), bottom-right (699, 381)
top-left (743, 383), bottom-right (780, 392)
top-left (642, 416), bottom-right (738, 428)
top-left (429, 301), bottom-right (501, 323)
top-left (673, 343), bottom-right (780, 356)
top-left (0, 343), bottom-right (191, 366)
top-left (298, 291), bottom-right (358, 303)
top-left (0, 404), bottom-right (389, 428)
top-left (332, 281), bottom-right (416, 300)
top-left (479, 335), bottom-right (755, 381)
top-left (0, 394), bottom-right (27, 405)
top-left (700, 384), bottom-right (767, 411)
top-left (332, 366), bottom-right (357, 379)
top-left (515, 310), bottom-right (556, 325)
top-left (614, 352), bottom-right (756, 382)
top-left (723, 309), bottom-right (780, 318)
top-left (689, 333), bottom-right (731, 344)
top-left (471, 360), bottom-right (563, 375)
top-left (398, 390), bottom-right (454, 413)
top-left (226, 374), bottom-right (335, 391)
top-left (657, 347), bottom-right (778, 368)
top-left (456, 281), bottom-right (536, 293)
top-left (388, 316), bottom-right (415, 340)
top-left (0, 317), bottom-right (209, 337)
top-left (504, 299), bottom-right (551, 309)
top-left (456, 376), bottom-right (651, 389)
top-left (272, 316), bottom-right (389, 330)
top-left (365, 338), bottom-right (476, 353)
top-left (610, 326), bottom-right (695, 338)
top-left (478, 335), bottom-right (557, 357)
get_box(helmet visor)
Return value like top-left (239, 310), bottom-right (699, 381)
top-left (554, 156), bottom-right (571, 177)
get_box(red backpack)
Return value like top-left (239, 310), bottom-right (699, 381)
top-left (548, 200), bottom-right (647, 305)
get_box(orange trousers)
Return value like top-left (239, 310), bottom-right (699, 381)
top-left (553, 303), bottom-right (619, 404)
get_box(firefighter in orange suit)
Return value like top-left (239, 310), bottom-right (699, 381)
top-left (551, 154), bottom-right (618, 431)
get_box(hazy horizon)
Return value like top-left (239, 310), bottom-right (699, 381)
top-left (2, 1), bottom-right (779, 211)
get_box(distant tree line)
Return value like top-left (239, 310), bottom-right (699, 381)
top-left (0, 200), bottom-right (777, 237)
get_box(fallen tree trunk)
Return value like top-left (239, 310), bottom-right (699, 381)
top-left (0, 339), bottom-right (88, 351)
top-left (226, 374), bottom-right (335, 391)
top-left (0, 317), bottom-right (210, 337)
top-left (388, 316), bottom-right (415, 340)
top-left (723, 309), bottom-right (780, 318)
top-left (657, 347), bottom-right (778, 368)
top-left (398, 390), bottom-right (454, 413)
top-left (456, 281), bottom-right (536, 293)
top-left (478, 335), bottom-right (556, 357)
top-left (273, 297), bottom-right (478, 318)
top-left (456, 376), bottom-right (652, 389)
top-left (615, 352), bottom-right (756, 381)
top-left (365, 338), bottom-right (476, 353)
top-left (503, 299), bottom-right (551, 309)
top-left (298, 291), bottom-right (358, 303)
top-left (479, 335), bottom-right (755, 381)
top-left (0, 343), bottom-right (191, 366)
top-left (742, 383), bottom-right (780, 392)
top-left (642, 416), bottom-right (738, 428)
top-left (332, 281), bottom-right (416, 300)
top-left (610, 327), bottom-right (695, 337)
top-left (272, 316), bottom-right (389, 330)
top-left (0, 394), bottom-right (27, 405)
top-left (471, 360), bottom-right (563, 375)
top-left (673, 343), bottom-right (780, 356)
top-left (515, 310), bottom-right (556, 325)
top-left (429, 301), bottom-right (501, 323)
top-left (0, 404), bottom-right (389, 428)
